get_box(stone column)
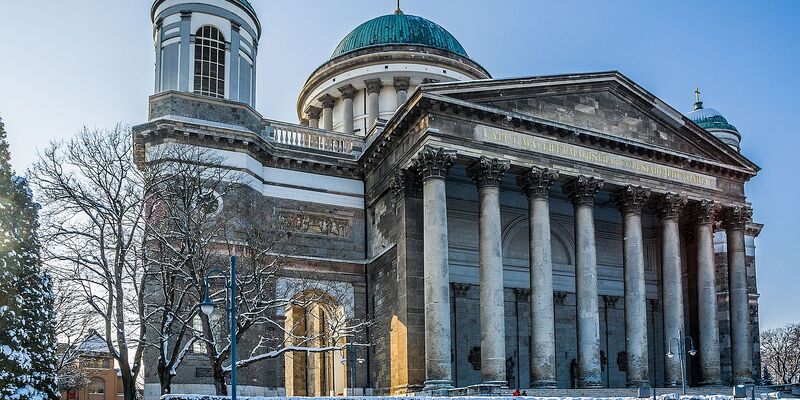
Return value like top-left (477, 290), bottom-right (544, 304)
top-left (516, 166), bottom-right (559, 388)
top-left (563, 175), bottom-right (604, 388)
top-left (229, 21), bottom-right (241, 101)
top-left (338, 84), bottom-right (356, 135)
top-left (305, 106), bottom-right (321, 129)
top-left (467, 156), bottom-right (510, 386)
top-left (614, 185), bottom-right (651, 387)
top-left (694, 200), bottom-right (722, 385)
top-left (365, 79), bottom-right (382, 129)
top-left (319, 94), bottom-right (336, 131)
top-left (658, 192), bottom-right (687, 387)
top-left (394, 77), bottom-right (410, 108)
top-left (412, 146), bottom-right (457, 391)
top-left (723, 205), bottom-right (754, 384)
top-left (178, 11), bottom-right (192, 92)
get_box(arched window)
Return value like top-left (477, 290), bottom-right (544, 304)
top-left (194, 26), bottom-right (226, 98)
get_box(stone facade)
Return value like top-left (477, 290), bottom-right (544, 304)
top-left (135, 3), bottom-right (762, 397)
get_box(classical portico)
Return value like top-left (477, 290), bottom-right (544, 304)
top-left (362, 72), bottom-right (762, 392)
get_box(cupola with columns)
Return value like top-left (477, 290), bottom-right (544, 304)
top-left (151, 0), bottom-right (261, 107)
top-left (296, 4), bottom-right (490, 136)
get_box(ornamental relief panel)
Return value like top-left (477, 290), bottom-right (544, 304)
top-left (276, 209), bottom-right (352, 239)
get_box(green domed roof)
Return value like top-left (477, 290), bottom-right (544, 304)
top-left (687, 103), bottom-right (739, 133)
top-left (331, 12), bottom-right (469, 60)
top-left (232, 0), bottom-right (255, 14)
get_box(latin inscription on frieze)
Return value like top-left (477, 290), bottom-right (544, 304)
top-left (276, 209), bottom-right (352, 239)
top-left (476, 126), bottom-right (717, 190)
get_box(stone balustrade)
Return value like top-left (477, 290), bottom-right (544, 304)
top-left (264, 120), bottom-right (362, 156)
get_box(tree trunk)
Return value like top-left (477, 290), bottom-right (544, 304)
top-left (213, 361), bottom-right (228, 395)
top-left (158, 362), bottom-right (172, 395)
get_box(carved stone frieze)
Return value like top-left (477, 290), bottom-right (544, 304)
top-left (276, 210), bottom-right (351, 239)
top-left (516, 166), bottom-right (559, 199)
top-left (657, 192), bottom-right (688, 220)
top-left (721, 205), bottom-right (753, 230)
top-left (613, 185), bottom-right (651, 214)
top-left (466, 156), bottom-right (510, 189)
top-left (563, 175), bottom-right (604, 206)
top-left (411, 146), bottom-right (456, 181)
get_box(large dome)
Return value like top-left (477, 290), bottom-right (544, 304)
top-left (330, 12), bottom-right (469, 60)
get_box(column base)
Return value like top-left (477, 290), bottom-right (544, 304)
top-left (464, 383), bottom-right (503, 396)
top-left (626, 380), bottom-right (649, 388)
top-left (530, 380), bottom-right (557, 389)
top-left (423, 379), bottom-right (454, 392)
top-left (579, 380), bottom-right (603, 388)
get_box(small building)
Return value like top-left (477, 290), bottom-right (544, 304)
top-left (59, 330), bottom-right (125, 400)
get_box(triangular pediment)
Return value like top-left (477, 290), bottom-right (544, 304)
top-left (419, 71), bottom-right (758, 173)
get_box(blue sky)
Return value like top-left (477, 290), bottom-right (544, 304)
top-left (0, 1), bottom-right (798, 329)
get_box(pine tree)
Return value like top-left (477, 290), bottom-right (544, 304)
top-left (0, 117), bottom-right (58, 400)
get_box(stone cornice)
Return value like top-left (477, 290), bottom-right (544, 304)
top-left (563, 175), bottom-right (604, 206)
top-left (613, 185), bottom-right (651, 215)
top-left (516, 166), bottom-right (559, 199)
top-left (466, 156), bottom-right (509, 189)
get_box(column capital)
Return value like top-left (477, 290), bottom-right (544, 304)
top-left (514, 288), bottom-right (531, 302)
top-left (657, 192), bottom-right (688, 220)
top-left (230, 20), bottom-right (241, 31)
top-left (563, 175), bottom-right (604, 206)
top-left (613, 185), bottom-right (651, 214)
top-left (466, 156), bottom-right (509, 189)
top-left (516, 166), bottom-right (559, 199)
top-left (180, 10), bottom-right (192, 19)
top-left (304, 105), bottom-right (322, 120)
top-left (693, 199), bottom-right (719, 225)
top-left (393, 76), bottom-right (410, 92)
top-left (412, 146), bottom-right (456, 181)
top-left (337, 84), bottom-right (357, 99)
top-left (451, 283), bottom-right (470, 298)
top-left (318, 94), bottom-right (336, 109)
top-left (390, 167), bottom-right (422, 200)
top-left (721, 205), bottom-right (753, 230)
top-left (365, 79), bottom-right (383, 94)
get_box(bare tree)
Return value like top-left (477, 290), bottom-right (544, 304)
top-left (142, 144), bottom-right (370, 395)
top-left (29, 126), bottom-right (149, 400)
top-left (52, 277), bottom-right (97, 394)
top-left (761, 323), bottom-right (800, 384)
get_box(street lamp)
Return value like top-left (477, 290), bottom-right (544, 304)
top-left (666, 330), bottom-right (697, 395)
top-left (340, 343), bottom-right (366, 395)
top-left (199, 256), bottom-right (238, 400)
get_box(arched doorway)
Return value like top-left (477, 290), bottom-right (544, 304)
top-left (284, 289), bottom-right (348, 396)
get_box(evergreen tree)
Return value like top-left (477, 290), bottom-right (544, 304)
top-left (0, 118), bottom-right (58, 399)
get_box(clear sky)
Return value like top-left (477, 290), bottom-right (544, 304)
top-left (0, 1), bottom-right (798, 329)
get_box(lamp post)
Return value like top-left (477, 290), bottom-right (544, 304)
top-left (666, 330), bottom-right (697, 395)
top-left (340, 342), bottom-right (365, 395)
top-left (199, 256), bottom-right (238, 400)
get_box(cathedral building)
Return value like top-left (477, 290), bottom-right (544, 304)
top-left (134, 0), bottom-right (763, 397)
